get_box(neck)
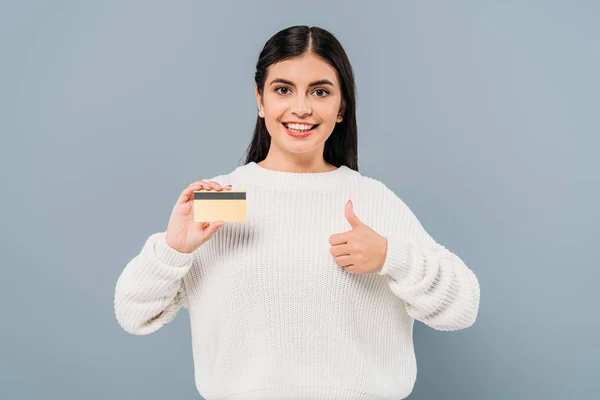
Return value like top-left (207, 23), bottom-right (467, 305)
top-left (238, 161), bottom-right (359, 192)
top-left (257, 158), bottom-right (337, 173)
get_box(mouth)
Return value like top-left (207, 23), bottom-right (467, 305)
top-left (282, 122), bottom-right (319, 137)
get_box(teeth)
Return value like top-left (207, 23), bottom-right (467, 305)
top-left (285, 123), bottom-right (315, 131)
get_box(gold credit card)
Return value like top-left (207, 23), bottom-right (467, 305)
top-left (193, 190), bottom-right (246, 222)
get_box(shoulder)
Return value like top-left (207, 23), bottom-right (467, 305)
top-left (353, 174), bottom-right (422, 232)
top-left (206, 163), bottom-right (259, 187)
top-left (199, 165), bottom-right (243, 186)
top-left (355, 173), bottom-right (410, 209)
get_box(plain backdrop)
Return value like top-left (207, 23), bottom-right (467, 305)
top-left (1, 1), bottom-right (598, 399)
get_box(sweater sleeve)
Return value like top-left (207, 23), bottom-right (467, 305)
top-left (375, 187), bottom-right (480, 332)
top-left (114, 231), bottom-right (194, 335)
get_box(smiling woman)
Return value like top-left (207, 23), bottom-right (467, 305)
top-left (245, 25), bottom-right (358, 173)
top-left (114, 24), bottom-right (480, 400)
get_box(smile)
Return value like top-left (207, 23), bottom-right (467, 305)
top-left (282, 123), bottom-right (319, 138)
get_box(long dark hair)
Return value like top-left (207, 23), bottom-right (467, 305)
top-left (241, 25), bottom-right (359, 172)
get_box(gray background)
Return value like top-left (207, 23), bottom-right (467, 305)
top-left (2, 1), bottom-right (598, 399)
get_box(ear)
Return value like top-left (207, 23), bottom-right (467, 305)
top-left (338, 100), bottom-right (346, 120)
top-left (255, 86), bottom-right (264, 118)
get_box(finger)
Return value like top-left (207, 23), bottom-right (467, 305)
top-left (205, 220), bottom-right (226, 236)
top-left (214, 183), bottom-right (232, 191)
top-left (334, 255), bottom-right (353, 267)
top-left (205, 181), bottom-right (224, 191)
top-left (189, 181), bottom-right (231, 191)
top-left (194, 181), bottom-right (220, 191)
top-left (188, 180), bottom-right (207, 187)
top-left (177, 185), bottom-right (196, 205)
top-left (329, 232), bottom-right (349, 246)
top-left (330, 243), bottom-right (351, 258)
top-left (210, 182), bottom-right (233, 191)
top-left (177, 183), bottom-right (205, 205)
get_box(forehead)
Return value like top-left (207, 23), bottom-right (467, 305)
top-left (267, 53), bottom-right (339, 85)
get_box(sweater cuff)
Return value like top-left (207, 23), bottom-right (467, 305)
top-left (376, 237), bottom-right (426, 284)
top-left (155, 233), bottom-right (195, 268)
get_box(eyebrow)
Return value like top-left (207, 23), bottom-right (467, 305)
top-left (268, 78), bottom-right (335, 87)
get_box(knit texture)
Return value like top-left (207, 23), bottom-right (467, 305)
top-left (114, 162), bottom-right (480, 400)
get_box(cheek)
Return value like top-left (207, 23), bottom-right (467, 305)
top-left (263, 98), bottom-right (287, 116)
top-left (314, 104), bottom-right (340, 122)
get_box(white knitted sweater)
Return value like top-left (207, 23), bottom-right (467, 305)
top-left (114, 161), bottom-right (480, 400)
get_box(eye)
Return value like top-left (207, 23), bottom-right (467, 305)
top-left (313, 88), bottom-right (329, 97)
top-left (275, 86), bottom-right (330, 97)
top-left (275, 86), bottom-right (291, 95)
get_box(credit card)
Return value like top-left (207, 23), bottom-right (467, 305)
top-left (193, 190), bottom-right (246, 222)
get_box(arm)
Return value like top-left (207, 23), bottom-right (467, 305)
top-left (376, 188), bottom-right (480, 331)
top-left (114, 231), bottom-right (193, 335)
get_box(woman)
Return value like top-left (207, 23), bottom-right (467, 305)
top-left (114, 25), bottom-right (480, 400)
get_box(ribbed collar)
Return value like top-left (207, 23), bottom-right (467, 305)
top-left (234, 161), bottom-right (360, 191)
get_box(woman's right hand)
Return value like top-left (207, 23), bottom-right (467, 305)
top-left (165, 181), bottom-right (232, 254)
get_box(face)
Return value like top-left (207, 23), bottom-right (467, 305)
top-left (255, 53), bottom-right (344, 162)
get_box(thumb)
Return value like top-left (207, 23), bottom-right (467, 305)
top-left (344, 199), bottom-right (361, 228)
top-left (205, 220), bottom-right (225, 238)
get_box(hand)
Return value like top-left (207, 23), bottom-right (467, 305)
top-left (165, 181), bottom-right (232, 254)
top-left (328, 200), bottom-right (388, 274)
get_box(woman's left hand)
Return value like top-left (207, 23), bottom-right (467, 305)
top-left (329, 200), bottom-right (388, 274)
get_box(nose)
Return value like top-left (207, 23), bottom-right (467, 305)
top-left (290, 95), bottom-right (312, 116)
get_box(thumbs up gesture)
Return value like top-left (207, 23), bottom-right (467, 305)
top-left (328, 200), bottom-right (389, 274)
